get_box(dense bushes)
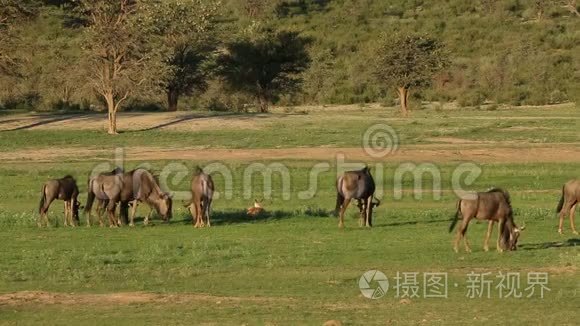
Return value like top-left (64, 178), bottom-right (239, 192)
top-left (1, 0), bottom-right (578, 112)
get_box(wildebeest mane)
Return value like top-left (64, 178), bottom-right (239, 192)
top-left (486, 187), bottom-right (511, 205)
top-left (193, 166), bottom-right (204, 176)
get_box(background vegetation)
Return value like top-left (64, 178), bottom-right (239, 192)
top-left (1, 0), bottom-right (578, 115)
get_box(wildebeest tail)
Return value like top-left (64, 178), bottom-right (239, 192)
top-left (449, 199), bottom-right (461, 233)
top-left (556, 186), bottom-right (565, 213)
top-left (85, 179), bottom-right (96, 213)
top-left (38, 184), bottom-right (46, 214)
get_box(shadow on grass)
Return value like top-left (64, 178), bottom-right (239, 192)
top-left (373, 218), bottom-right (453, 228)
top-left (0, 114), bottom-right (93, 131)
top-left (520, 238), bottom-right (580, 251)
top-left (173, 207), bottom-right (335, 226)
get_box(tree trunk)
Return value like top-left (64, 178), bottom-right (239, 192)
top-left (105, 93), bottom-right (118, 135)
top-left (257, 95), bottom-right (269, 113)
top-left (259, 97), bottom-right (268, 113)
top-left (397, 87), bottom-right (410, 117)
top-left (167, 87), bottom-right (179, 112)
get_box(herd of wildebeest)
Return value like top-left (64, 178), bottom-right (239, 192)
top-left (37, 165), bottom-right (579, 252)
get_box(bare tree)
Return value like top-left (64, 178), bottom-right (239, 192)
top-left (77, 0), bottom-right (163, 134)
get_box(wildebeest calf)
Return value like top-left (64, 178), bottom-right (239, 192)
top-left (38, 175), bottom-right (80, 227)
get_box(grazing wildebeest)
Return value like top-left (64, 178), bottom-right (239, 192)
top-left (449, 188), bottom-right (524, 253)
top-left (355, 197), bottom-right (380, 221)
top-left (38, 175), bottom-right (80, 227)
top-left (85, 168), bottom-right (172, 227)
top-left (556, 179), bottom-right (580, 235)
top-left (186, 167), bottom-right (214, 228)
top-left (335, 166), bottom-right (376, 228)
top-left (85, 167), bottom-right (124, 227)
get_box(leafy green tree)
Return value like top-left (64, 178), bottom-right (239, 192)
top-left (8, 6), bottom-right (89, 110)
top-left (75, 0), bottom-right (164, 134)
top-left (373, 33), bottom-right (448, 116)
top-left (0, 0), bottom-right (37, 76)
top-left (145, 0), bottom-right (220, 111)
top-left (218, 29), bottom-right (310, 112)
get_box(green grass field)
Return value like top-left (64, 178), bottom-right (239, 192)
top-left (0, 105), bottom-right (578, 325)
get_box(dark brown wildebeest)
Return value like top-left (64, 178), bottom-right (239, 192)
top-left (85, 168), bottom-right (172, 227)
top-left (186, 167), bottom-right (214, 228)
top-left (449, 188), bottom-right (524, 253)
top-left (86, 167), bottom-right (125, 227)
top-left (335, 166), bottom-right (376, 228)
top-left (556, 179), bottom-right (580, 235)
top-left (38, 175), bottom-right (80, 227)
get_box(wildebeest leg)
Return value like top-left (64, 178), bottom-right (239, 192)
top-left (106, 200), bottom-right (118, 228)
top-left (144, 207), bottom-right (153, 226)
top-left (483, 221), bottom-right (494, 252)
top-left (63, 201), bottom-right (69, 227)
top-left (558, 199), bottom-right (571, 234)
top-left (460, 220), bottom-right (471, 253)
top-left (96, 200), bottom-right (106, 227)
top-left (86, 204), bottom-right (92, 227)
top-left (198, 202), bottom-right (205, 228)
top-left (357, 200), bottom-right (365, 227)
top-left (496, 218), bottom-right (504, 253)
top-left (205, 199), bottom-right (212, 227)
top-left (365, 196), bottom-right (373, 227)
top-left (193, 201), bottom-right (202, 227)
top-left (339, 198), bottom-right (351, 228)
top-left (40, 197), bottom-right (55, 227)
top-left (569, 203), bottom-right (578, 235)
top-left (454, 217), bottom-right (470, 253)
top-left (67, 201), bottom-right (73, 227)
top-left (188, 204), bottom-right (196, 227)
top-left (129, 200), bottom-right (138, 227)
top-left (65, 200), bottom-right (73, 227)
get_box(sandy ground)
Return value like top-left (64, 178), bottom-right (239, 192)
top-left (0, 112), bottom-right (264, 132)
top-left (0, 110), bottom-right (577, 163)
top-left (0, 291), bottom-right (295, 307)
top-left (1, 145), bottom-right (579, 163)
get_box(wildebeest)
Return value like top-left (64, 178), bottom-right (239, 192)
top-left (86, 167), bottom-right (124, 227)
top-left (449, 188), bottom-right (524, 253)
top-left (556, 179), bottom-right (580, 235)
top-left (38, 175), bottom-right (80, 227)
top-left (85, 168), bottom-right (172, 227)
top-left (335, 166), bottom-right (376, 228)
top-left (186, 167), bottom-right (214, 227)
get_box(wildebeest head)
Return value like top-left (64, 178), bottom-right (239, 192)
top-left (72, 200), bottom-right (82, 223)
top-left (157, 193), bottom-right (173, 221)
top-left (508, 223), bottom-right (526, 250)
